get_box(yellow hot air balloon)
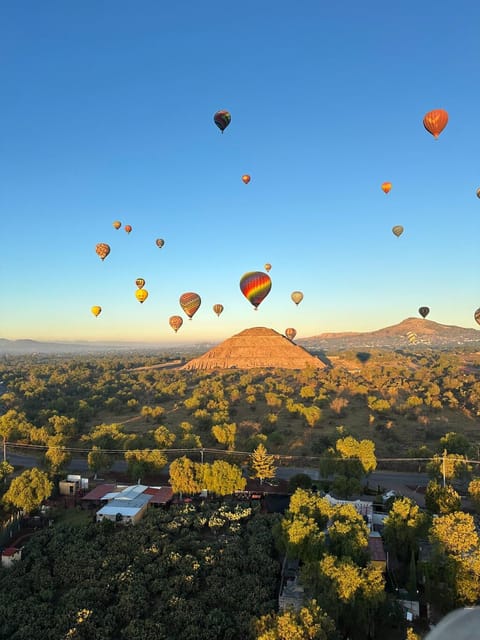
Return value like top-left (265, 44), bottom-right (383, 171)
top-left (113, 221), bottom-right (121, 230)
top-left (95, 243), bottom-right (111, 261)
top-left (392, 225), bottom-right (404, 237)
top-left (291, 291), bottom-right (304, 306)
top-left (213, 304), bottom-right (224, 317)
top-left (135, 289), bottom-right (149, 304)
top-left (135, 278), bottom-right (145, 289)
top-left (169, 315), bottom-right (183, 333)
top-left (264, 263), bottom-right (272, 272)
top-left (91, 306), bottom-right (102, 317)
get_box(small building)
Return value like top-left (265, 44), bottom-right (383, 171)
top-left (96, 493), bottom-right (151, 525)
top-left (324, 493), bottom-right (374, 529)
top-left (59, 475), bottom-right (88, 496)
top-left (1, 547), bottom-right (22, 568)
top-left (368, 531), bottom-right (387, 572)
top-left (86, 483), bottom-right (173, 524)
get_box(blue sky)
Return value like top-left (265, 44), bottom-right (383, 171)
top-left (1, 1), bottom-right (479, 344)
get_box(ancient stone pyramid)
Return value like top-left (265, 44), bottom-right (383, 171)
top-left (182, 327), bottom-right (327, 371)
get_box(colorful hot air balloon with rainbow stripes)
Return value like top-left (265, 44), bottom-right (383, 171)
top-left (239, 271), bottom-right (272, 310)
top-left (179, 292), bottom-right (201, 319)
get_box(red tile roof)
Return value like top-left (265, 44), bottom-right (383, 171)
top-left (143, 487), bottom-right (173, 504)
top-left (81, 484), bottom-right (117, 501)
top-left (2, 547), bottom-right (20, 557)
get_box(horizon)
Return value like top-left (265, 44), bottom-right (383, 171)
top-left (2, 2), bottom-right (480, 343)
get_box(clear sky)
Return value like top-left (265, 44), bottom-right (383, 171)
top-left (1, 1), bottom-right (479, 344)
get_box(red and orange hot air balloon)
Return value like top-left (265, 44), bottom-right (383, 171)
top-left (179, 292), bottom-right (201, 319)
top-left (423, 109), bottom-right (448, 139)
top-left (113, 221), bottom-right (121, 230)
top-left (381, 182), bottom-right (392, 194)
top-left (285, 328), bottom-right (297, 341)
top-left (95, 243), bottom-right (111, 261)
top-left (264, 263), bottom-right (272, 272)
top-left (242, 175), bottom-right (251, 184)
top-left (169, 315), bottom-right (183, 333)
top-left (240, 271), bottom-right (272, 310)
top-left (124, 224), bottom-right (132, 234)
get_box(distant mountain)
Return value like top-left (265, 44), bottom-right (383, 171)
top-left (182, 327), bottom-right (327, 370)
top-left (297, 318), bottom-right (480, 350)
top-left (0, 338), bottom-right (202, 355)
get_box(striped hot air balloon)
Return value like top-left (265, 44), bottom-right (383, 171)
top-left (213, 304), bottom-right (224, 317)
top-left (392, 225), bottom-right (404, 237)
top-left (179, 292), bottom-right (201, 319)
top-left (213, 110), bottom-right (231, 133)
top-left (285, 328), bottom-right (297, 341)
top-left (239, 271), bottom-right (272, 309)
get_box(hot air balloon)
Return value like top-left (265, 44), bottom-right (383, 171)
top-left (392, 225), bottom-right (404, 237)
top-left (124, 225), bottom-right (132, 234)
top-left (242, 175), bottom-right (251, 184)
top-left (135, 278), bottom-right (145, 289)
top-left (156, 238), bottom-right (165, 248)
top-left (264, 263), bottom-right (272, 272)
top-left (418, 306), bottom-right (430, 318)
top-left (169, 315), bottom-right (183, 333)
top-left (291, 291), bottom-right (304, 306)
top-left (356, 352), bottom-right (371, 364)
top-left (95, 243), bottom-right (111, 261)
top-left (180, 292), bottom-right (201, 319)
top-left (423, 109), bottom-right (448, 139)
top-left (214, 110), bottom-right (231, 133)
top-left (474, 308), bottom-right (480, 326)
top-left (135, 289), bottom-right (148, 304)
top-left (381, 182), bottom-right (392, 194)
top-left (213, 304), bottom-right (224, 317)
top-left (285, 328), bottom-right (297, 341)
top-left (476, 189), bottom-right (480, 199)
top-left (113, 221), bottom-right (121, 230)
top-left (91, 306), bottom-right (102, 317)
top-left (239, 272), bottom-right (272, 310)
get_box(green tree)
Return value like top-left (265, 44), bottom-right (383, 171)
top-left (211, 422), bottom-right (237, 450)
top-left (124, 449), bottom-right (167, 481)
top-left (169, 456), bottom-right (202, 494)
top-left (250, 443), bottom-right (276, 483)
top-left (87, 446), bottom-right (112, 477)
top-left (328, 503), bottom-right (370, 564)
top-left (468, 477), bottom-right (480, 512)
top-left (3, 467), bottom-right (53, 514)
top-left (425, 481), bottom-right (461, 514)
top-left (0, 460), bottom-right (14, 482)
top-left (202, 460), bottom-right (246, 496)
top-left (45, 438), bottom-right (72, 474)
top-left (153, 425), bottom-right (176, 448)
top-left (383, 497), bottom-right (430, 562)
top-left (255, 599), bottom-right (336, 640)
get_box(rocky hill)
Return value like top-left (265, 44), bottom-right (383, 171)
top-left (182, 327), bottom-right (327, 370)
top-left (298, 317), bottom-right (480, 350)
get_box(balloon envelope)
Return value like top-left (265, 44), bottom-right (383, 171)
top-left (95, 243), bottom-right (110, 261)
top-left (239, 272), bottom-right (272, 309)
top-left (418, 306), bottom-right (430, 318)
top-left (180, 292), bottom-right (201, 319)
top-left (136, 278), bottom-right (145, 289)
top-left (291, 291), bottom-right (304, 306)
top-left (285, 328), bottom-right (297, 341)
top-left (214, 110), bottom-right (231, 132)
top-left (213, 304), bottom-right (224, 317)
top-left (242, 175), bottom-right (251, 184)
top-left (264, 263), bottom-right (272, 272)
top-left (381, 182), bottom-right (392, 194)
top-left (474, 308), bottom-right (480, 326)
top-left (423, 109), bottom-right (448, 138)
top-left (392, 225), bottom-right (404, 237)
top-left (135, 289), bottom-right (148, 304)
top-left (113, 221), bottom-right (121, 230)
top-left (156, 238), bottom-right (165, 248)
top-left (124, 225), bottom-right (132, 234)
top-left (476, 189), bottom-right (480, 199)
top-left (91, 306), bottom-right (102, 317)
top-left (169, 315), bottom-right (183, 333)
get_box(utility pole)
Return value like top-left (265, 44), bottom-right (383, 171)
top-left (200, 448), bottom-right (204, 464)
top-left (442, 449), bottom-right (447, 488)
